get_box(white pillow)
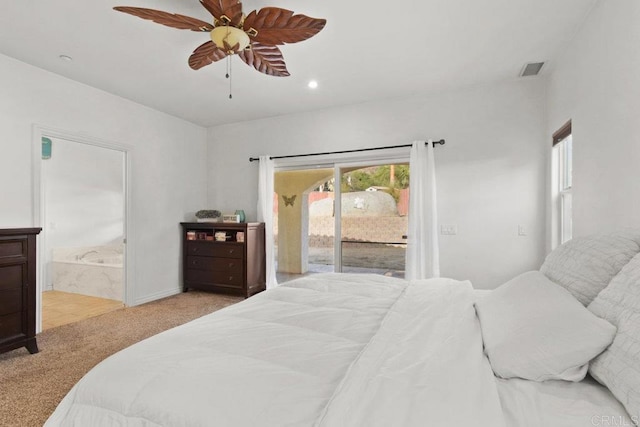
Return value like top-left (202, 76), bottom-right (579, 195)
top-left (588, 252), bottom-right (640, 421)
top-left (475, 271), bottom-right (616, 381)
top-left (540, 232), bottom-right (640, 306)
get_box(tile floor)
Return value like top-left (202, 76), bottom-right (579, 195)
top-left (42, 290), bottom-right (124, 330)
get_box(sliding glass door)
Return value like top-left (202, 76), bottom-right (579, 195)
top-left (273, 156), bottom-right (410, 282)
top-left (336, 163), bottom-right (409, 278)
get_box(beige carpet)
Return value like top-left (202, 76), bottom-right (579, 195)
top-left (0, 291), bottom-right (242, 427)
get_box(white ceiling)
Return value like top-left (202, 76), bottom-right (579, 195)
top-left (0, 0), bottom-right (597, 127)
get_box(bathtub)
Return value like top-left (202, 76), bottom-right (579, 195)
top-left (52, 245), bottom-right (124, 301)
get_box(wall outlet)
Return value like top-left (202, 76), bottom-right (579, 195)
top-left (440, 225), bottom-right (458, 235)
top-left (518, 225), bottom-right (527, 236)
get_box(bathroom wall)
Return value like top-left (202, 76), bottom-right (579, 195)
top-left (43, 137), bottom-right (125, 289)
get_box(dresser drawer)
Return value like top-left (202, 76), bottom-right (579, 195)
top-left (186, 242), bottom-right (243, 259)
top-left (0, 289), bottom-right (22, 316)
top-left (211, 270), bottom-right (243, 287)
top-left (0, 312), bottom-right (23, 340)
top-left (0, 239), bottom-right (26, 260)
top-left (0, 264), bottom-right (24, 291)
top-left (186, 256), bottom-right (243, 272)
top-left (186, 268), bottom-right (243, 287)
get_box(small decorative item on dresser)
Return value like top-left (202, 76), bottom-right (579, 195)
top-left (235, 210), bottom-right (246, 223)
top-left (195, 209), bottom-right (222, 223)
top-left (236, 232), bottom-right (245, 242)
top-left (222, 214), bottom-right (241, 223)
top-left (186, 231), bottom-right (196, 240)
top-left (214, 231), bottom-right (227, 241)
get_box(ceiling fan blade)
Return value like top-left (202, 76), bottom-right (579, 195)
top-left (200, 0), bottom-right (243, 27)
top-left (114, 7), bottom-right (213, 32)
top-left (199, 0), bottom-right (223, 21)
top-left (189, 41), bottom-right (228, 70)
top-left (239, 43), bottom-right (290, 77)
top-left (220, 0), bottom-right (243, 27)
top-left (243, 8), bottom-right (326, 46)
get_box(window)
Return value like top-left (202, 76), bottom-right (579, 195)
top-left (553, 121), bottom-right (572, 244)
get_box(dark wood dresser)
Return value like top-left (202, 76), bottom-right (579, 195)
top-left (181, 222), bottom-right (265, 298)
top-left (0, 227), bottom-right (41, 355)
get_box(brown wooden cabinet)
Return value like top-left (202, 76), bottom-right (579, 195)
top-left (181, 222), bottom-right (265, 298)
top-left (0, 228), bottom-right (41, 355)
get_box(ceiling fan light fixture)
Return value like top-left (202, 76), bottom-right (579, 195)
top-left (210, 26), bottom-right (250, 53)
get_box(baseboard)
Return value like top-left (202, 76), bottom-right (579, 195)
top-left (133, 287), bottom-right (182, 306)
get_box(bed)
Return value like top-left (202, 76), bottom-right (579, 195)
top-left (45, 231), bottom-right (640, 426)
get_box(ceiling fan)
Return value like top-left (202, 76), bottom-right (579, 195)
top-left (114, 0), bottom-right (326, 78)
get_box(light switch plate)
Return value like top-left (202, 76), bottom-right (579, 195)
top-left (440, 225), bottom-right (458, 235)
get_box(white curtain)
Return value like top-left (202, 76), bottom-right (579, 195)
top-left (405, 140), bottom-right (440, 280)
top-left (257, 156), bottom-right (278, 289)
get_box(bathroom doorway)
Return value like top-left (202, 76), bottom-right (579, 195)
top-left (34, 129), bottom-right (130, 331)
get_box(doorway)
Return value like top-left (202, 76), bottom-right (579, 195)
top-left (33, 128), bottom-right (131, 331)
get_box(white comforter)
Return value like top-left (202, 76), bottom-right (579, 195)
top-left (45, 274), bottom-right (505, 427)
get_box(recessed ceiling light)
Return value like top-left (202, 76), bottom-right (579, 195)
top-left (59, 55), bottom-right (73, 62)
top-left (307, 80), bottom-right (318, 89)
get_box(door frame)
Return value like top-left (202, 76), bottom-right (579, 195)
top-left (31, 125), bottom-right (134, 333)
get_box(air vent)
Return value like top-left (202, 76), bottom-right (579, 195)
top-left (519, 62), bottom-right (545, 77)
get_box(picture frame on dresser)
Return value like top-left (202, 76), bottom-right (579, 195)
top-left (180, 222), bottom-right (266, 298)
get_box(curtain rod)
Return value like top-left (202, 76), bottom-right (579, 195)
top-left (248, 139), bottom-right (445, 162)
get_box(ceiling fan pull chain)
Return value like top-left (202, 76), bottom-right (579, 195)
top-left (229, 56), bottom-right (233, 99)
top-left (224, 56), bottom-right (232, 100)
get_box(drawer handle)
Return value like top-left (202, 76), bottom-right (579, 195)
top-left (228, 249), bottom-right (234, 254)
top-left (193, 247), bottom-right (198, 252)
top-left (228, 276), bottom-right (233, 281)
top-left (192, 260), bottom-right (198, 266)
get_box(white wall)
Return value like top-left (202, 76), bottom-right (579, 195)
top-left (0, 53), bottom-right (207, 304)
top-left (208, 79), bottom-right (547, 289)
top-left (547, 0), bottom-right (640, 244)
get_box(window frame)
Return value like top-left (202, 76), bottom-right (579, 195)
top-left (552, 121), bottom-right (572, 245)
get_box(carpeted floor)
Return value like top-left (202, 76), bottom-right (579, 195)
top-left (0, 290), bottom-right (242, 427)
